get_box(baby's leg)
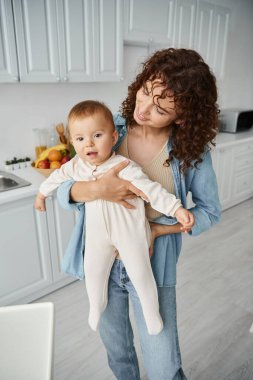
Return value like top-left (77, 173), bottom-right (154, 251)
top-left (84, 245), bottom-right (116, 331)
top-left (118, 236), bottom-right (163, 335)
top-left (110, 201), bottom-right (163, 335)
top-left (84, 202), bottom-right (116, 331)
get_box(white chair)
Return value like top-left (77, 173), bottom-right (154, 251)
top-left (0, 302), bottom-right (54, 380)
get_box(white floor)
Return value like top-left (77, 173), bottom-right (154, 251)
top-left (37, 198), bottom-right (253, 380)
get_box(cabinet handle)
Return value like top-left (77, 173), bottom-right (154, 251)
top-left (13, 76), bottom-right (19, 81)
top-left (63, 76), bottom-right (68, 82)
top-left (56, 76), bottom-right (60, 82)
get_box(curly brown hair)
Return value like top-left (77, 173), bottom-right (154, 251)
top-left (121, 48), bottom-right (220, 172)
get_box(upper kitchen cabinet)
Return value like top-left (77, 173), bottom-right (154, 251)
top-left (57, 0), bottom-right (123, 82)
top-left (194, 1), bottom-right (230, 79)
top-left (123, 0), bottom-right (197, 48)
top-left (123, 0), bottom-right (230, 79)
top-left (1, 0), bottom-right (123, 83)
top-left (124, 0), bottom-right (175, 46)
top-left (56, 0), bottom-right (94, 82)
top-left (0, 0), bottom-right (19, 82)
top-left (173, 0), bottom-right (196, 48)
top-left (92, 0), bottom-right (123, 81)
top-left (12, 0), bottom-right (60, 82)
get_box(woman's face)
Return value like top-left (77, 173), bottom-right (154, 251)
top-left (134, 80), bottom-right (181, 129)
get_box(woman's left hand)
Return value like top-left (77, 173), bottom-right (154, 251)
top-left (149, 222), bottom-right (192, 257)
top-left (149, 223), bottom-right (157, 258)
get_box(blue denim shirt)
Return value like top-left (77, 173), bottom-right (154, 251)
top-left (57, 114), bottom-right (221, 286)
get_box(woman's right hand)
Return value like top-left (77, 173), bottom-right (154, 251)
top-left (97, 160), bottom-right (143, 209)
top-left (70, 160), bottom-right (146, 209)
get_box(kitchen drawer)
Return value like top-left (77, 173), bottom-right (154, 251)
top-left (234, 141), bottom-right (253, 156)
top-left (233, 170), bottom-right (253, 197)
top-left (234, 151), bottom-right (253, 172)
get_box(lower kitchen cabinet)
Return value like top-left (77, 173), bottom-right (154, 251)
top-left (212, 138), bottom-right (253, 210)
top-left (0, 193), bottom-right (76, 306)
top-left (187, 134), bottom-right (253, 211)
top-left (211, 145), bottom-right (234, 209)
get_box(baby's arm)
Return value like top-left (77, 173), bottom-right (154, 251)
top-left (35, 158), bottom-right (76, 212)
top-left (34, 192), bottom-right (46, 212)
top-left (119, 160), bottom-right (194, 227)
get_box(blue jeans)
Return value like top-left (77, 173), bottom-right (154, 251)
top-left (99, 260), bottom-right (187, 380)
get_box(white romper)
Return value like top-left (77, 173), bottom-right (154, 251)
top-left (39, 153), bottom-right (182, 335)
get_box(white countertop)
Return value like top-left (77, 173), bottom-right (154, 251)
top-left (0, 167), bottom-right (45, 205)
top-left (1, 128), bottom-right (253, 205)
top-left (216, 127), bottom-right (253, 147)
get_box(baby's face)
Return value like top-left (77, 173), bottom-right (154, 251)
top-left (69, 113), bottom-right (117, 166)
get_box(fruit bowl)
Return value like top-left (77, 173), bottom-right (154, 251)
top-left (33, 168), bottom-right (56, 177)
top-left (32, 144), bottom-right (71, 177)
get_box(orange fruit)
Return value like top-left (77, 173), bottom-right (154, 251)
top-left (48, 149), bottom-right (62, 162)
top-left (50, 161), bottom-right (61, 169)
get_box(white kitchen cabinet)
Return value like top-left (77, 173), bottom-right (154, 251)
top-left (194, 1), bottom-right (230, 79)
top-left (230, 142), bottom-right (253, 205)
top-left (124, 0), bottom-right (197, 48)
top-left (45, 195), bottom-right (77, 283)
top-left (123, 0), bottom-right (230, 80)
top-left (124, 0), bottom-right (175, 46)
top-left (93, 0), bottom-right (123, 81)
top-left (212, 138), bottom-right (253, 210)
top-left (57, 0), bottom-right (123, 82)
top-left (187, 134), bottom-right (253, 211)
top-left (211, 146), bottom-right (233, 209)
top-left (56, 0), bottom-right (94, 82)
top-left (173, 0), bottom-right (196, 49)
top-left (1, 0), bottom-right (123, 83)
top-left (0, 194), bottom-right (76, 306)
top-left (12, 0), bottom-right (60, 82)
top-left (0, 0), bottom-right (19, 82)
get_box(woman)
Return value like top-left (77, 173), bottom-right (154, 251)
top-left (57, 48), bottom-right (221, 380)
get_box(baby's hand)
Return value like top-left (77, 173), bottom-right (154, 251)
top-left (34, 193), bottom-right (46, 212)
top-left (174, 207), bottom-right (194, 231)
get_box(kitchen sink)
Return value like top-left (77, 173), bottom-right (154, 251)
top-left (0, 170), bottom-right (31, 192)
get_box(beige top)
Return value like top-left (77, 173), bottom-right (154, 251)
top-left (117, 136), bottom-right (176, 221)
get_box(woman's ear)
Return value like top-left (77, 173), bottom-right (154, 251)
top-left (112, 130), bottom-right (118, 145)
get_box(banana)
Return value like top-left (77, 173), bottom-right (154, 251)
top-left (35, 144), bottom-right (68, 167)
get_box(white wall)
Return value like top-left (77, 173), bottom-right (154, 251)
top-left (0, 0), bottom-right (252, 168)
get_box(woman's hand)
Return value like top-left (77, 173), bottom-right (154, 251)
top-left (96, 160), bottom-right (140, 209)
top-left (149, 222), bottom-right (192, 257)
top-left (70, 160), bottom-right (146, 209)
